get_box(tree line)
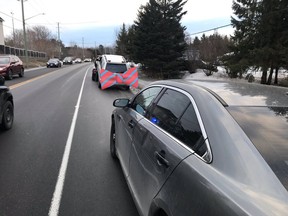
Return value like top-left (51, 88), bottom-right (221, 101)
top-left (115, 0), bottom-right (287, 84)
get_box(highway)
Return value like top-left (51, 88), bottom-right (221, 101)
top-left (0, 63), bottom-right (138, 216)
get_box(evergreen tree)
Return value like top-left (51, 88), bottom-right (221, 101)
top-left (115, 23), bottom-right (129, 58)
top-left (229, 0), bottom-right (288, 84)
top-left (132, 0), bottom-right (188, 78)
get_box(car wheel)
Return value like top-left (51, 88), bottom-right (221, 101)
top-left (98, 81), bottom-right (102, 89)
top-left (124, 86), bottom-right (130, 90)
top-left (110, 120), bottom-right (117, 159)
top-left (6, 70), bottom-right (13, 80)
top-left (18, 68), bottom-right (24, 77)
top-left (92, 74), bottom-right (95, 81)
top-left (0, 101), bottom-right (14, 130)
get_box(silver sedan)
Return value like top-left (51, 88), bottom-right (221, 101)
top-left (110, 79), bottom-right (288, 216)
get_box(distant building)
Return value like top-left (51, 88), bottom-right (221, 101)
top-left (0, 17), bottom-right (4, 45)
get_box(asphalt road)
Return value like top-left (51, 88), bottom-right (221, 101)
top-left (0, 63), bottom-right (138, 216)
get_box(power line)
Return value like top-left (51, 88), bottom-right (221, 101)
top-left (189, 24), bottom-right (232, 36)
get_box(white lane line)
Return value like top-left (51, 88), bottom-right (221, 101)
top-left (48, 66), bottom-right (91, 216)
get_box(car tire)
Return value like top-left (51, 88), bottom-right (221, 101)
top-left (0, 101), bottom-right (14, 130)
top-left (98, 81), bottom-right (102, 89)
top-left (6, 70), bottom-right (13, 80)
top-left (18, 68), bottom-right (24, 77)
top-left (92, 74), bottom-right (95, 81)
top-left (110, 120), bottom-right (117, 159)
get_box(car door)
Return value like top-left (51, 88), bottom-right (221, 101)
top-left (128, 88), bottom-right (194, 216)
top-left (115, 86), bottom-right (162, 178)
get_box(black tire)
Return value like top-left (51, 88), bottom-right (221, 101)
top-left (92, 74), bottom-right (95, 81)
top-left (98, 81), bottom-right (102, 89)
top-left (6, 70), bottom-right (13, 80)
top-left (95, 73), bottom-right (98, 82)
top-left (19, 68), bottom-right (24, 77)
top-left (110, 120), bottom-right (117, 159)
top-left (124, 86), bottom-right (130, 90)
top-left (1, 101), bottom-right (14, 130)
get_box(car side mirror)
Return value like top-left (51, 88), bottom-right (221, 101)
top-left (113, 98), bottom-right (129, 107)
top-left (0, 75), bottom-right (5, 85)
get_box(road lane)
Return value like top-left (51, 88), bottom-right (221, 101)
top-left (0, 63), bottom-right (138, 215)
top-left (59, 68), bottom-right (137, 216)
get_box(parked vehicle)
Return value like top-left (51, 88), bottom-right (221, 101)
top-left (92, 54), bottom-right (138, 90)
top-left (110, 79), bottom-right (288, 216)
top-left (0, 55), bottom-right (24, 80)
top-left (46, 58), bottom-right (62, 68)
top-left (0, 76), bottom-right (14, 130)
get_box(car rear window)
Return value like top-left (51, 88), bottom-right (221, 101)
top-left (106, 63), bottom-right (127, 73)
top-left (228, 106), bottom-right (288, 190)
top-left (0, 57), bottom-right (10, 64)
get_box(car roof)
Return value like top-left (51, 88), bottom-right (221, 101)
top-left (103, 54), bottom-right (126, 64)
top-left (150, 79), bottom-right (288, 107)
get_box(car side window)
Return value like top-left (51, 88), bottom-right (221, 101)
top-left (175, 104), bottom-right (206, 156)
top-left (131, 87), bottom-right (162, 116)
top-left (149, 89), bottom-right (190, 135)
top-left (150, 89), bottom-right (207, 156)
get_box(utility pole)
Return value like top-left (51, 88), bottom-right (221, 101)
top-left (20, 0), bottom-right (29, 68)
top-left (82, 37), bottom-right (84, 59)
top-left (11, 12), bottom-right (15, 43)
top-left (57, 22), bottom-right (61, 59)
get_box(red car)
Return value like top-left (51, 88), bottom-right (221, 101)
top-left (0, 55), bottom-right (24, 80)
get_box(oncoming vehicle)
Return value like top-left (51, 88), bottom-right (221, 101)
top-left (110, 79), bottom-right (288, 216)
top-left (63, 57), bottom-right (74, 65)
top-left (0, 76), bottom-right (14, 130)
top-left (46, 58), bottom-right (62, 68)
top-left (74, 58), bottom-right (82, 63)
top-left (92, 54), bottom-right (138, 90)
top-left (0, 55), bottom-right (24, 80)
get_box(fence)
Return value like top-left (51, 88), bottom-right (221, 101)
top-left (0, 45), bottom-right (46, 58)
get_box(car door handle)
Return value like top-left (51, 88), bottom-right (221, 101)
top-left (128, 120), bottom-right (135, 128)
top-left (154, 151), bottom-right (169, 168)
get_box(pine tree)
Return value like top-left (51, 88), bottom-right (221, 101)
top-left (132, 0), bottom-right (188, 78)
top-left (115, 23), bottom-right (129, 58)
top-left (229, 0), bottom-right (288, 84)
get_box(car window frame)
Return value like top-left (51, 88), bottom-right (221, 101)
top-left (129, 86), bottom-right (164, 116)
top-left (144, 85), bottom-right (212, 163)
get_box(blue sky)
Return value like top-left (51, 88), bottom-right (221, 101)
top-left (1, 0), bottom-right (234, 47)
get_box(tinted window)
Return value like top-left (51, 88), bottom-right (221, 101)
top-left (149, 89), bottom-right (190, 136)
top-left (131, 87), bottom-right (162, 116)
top-left (106, 63), bottom-right (127, 73)
top-left (175, 104), bottom-right (206, 156)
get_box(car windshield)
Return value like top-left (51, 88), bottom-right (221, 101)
top-left (48, 59), bottom-right (58, 63)
top-left (0, 57), bottom-right (10, 65)
top-left (228, 106), bottom-right (288, 191)
top-left (106, 63), bottom-right (127, 73)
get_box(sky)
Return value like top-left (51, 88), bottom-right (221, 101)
top-left (0, 0), bottom-right (234, 47)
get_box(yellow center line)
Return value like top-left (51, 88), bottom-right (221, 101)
top-left (9, 70), bottom-right (58, 90)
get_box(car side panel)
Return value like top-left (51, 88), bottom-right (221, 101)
top-left (115, 108), bottom-right (143, 178)
top-left (127, 117), bottom-right (191, 216)
top-left (154, 154), bottom-right (288, 216)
